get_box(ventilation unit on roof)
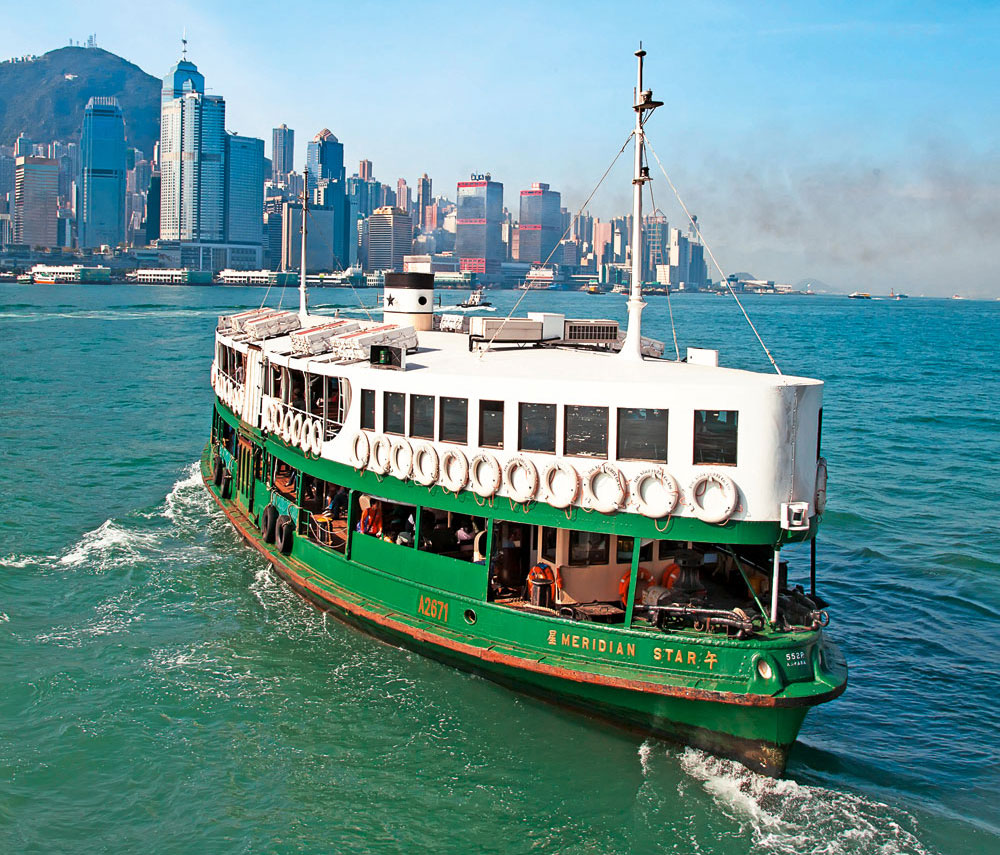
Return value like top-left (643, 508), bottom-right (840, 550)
top-left (562, 318), bottom-right (620, 343)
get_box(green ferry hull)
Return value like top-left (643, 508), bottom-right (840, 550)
top-left (201, 432), bottom-right (845, 776)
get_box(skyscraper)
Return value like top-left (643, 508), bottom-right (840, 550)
top-left (225, 134), bottom-right (265, 246)
top-left (456, 175), bottom-right (503, 278)
top-left (159, 55), bottom-right (225, 243)
top-left (271, 124), bottom-right (294, 181)
top-left (367, 206), bottom-right (412, 272)
top-left (396, 178), bottom-right (410, 215)
top-left (643, 213), bottom-right (669, 283)
top-left (416, 173), bottom-right (432, 230)
top-left (306, 129), bottom-right (345, 193)
top-left (13, 157), bottom-right (58, 247)
top-left (359, 159), bottom-right (372, 181)
top-left (516, 181), bottom-right (561, 264)
top-left (78, 96), bottom-right (126, 248)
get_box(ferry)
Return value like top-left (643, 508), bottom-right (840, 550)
top-left (459, 288), bottom-right (491, 308)
top-left (202, 50), bottom-right (846, 776)
top-left (847, 291), bottom-right (872, 299)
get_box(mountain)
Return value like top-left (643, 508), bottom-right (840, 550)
top-left (0, 46), bottom-right (160, 156)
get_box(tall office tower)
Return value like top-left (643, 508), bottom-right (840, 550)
top-left (456, 176), bottom-right (503, 278)
top-left (358, 159), bottom-right (372, 181)
top-left (642, 213), bottom-right (669, 283)
top-left (13, 156), bottom-right (58, 247)
top-left (0, 154), bottom-right (14, 210)
top-left (15, 134), bottom-right (33, 157)
top-left (271, 124), bottom-right (294, 181)
top-left (144, 172), bottom-right (161, 243)
top-left (159, 54), bottom-right (226, 243)
top-left (306, 129), bottom-right (345, 192)
top-left (396, 178), bottom-right (410, 215)
top-left (516, 181), bottom-right (561, 264)
top-left (224, 133), bottom-right (265, 245)
top-left (78, 96), bottom-right (126, 248)
top-left (416, 173), bottom-right (432, 229)
top-left (366, 206), bottom-right (412, 272)
top-left (572, 210), bottom-right (594, 244)
top-left (593, 220), bottom-right (613, 267)
top-left (668, 227), bottom-right (690, 286)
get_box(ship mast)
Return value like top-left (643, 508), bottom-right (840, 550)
top-left (620, 47), bottom-right (661, 361)
top-left (299, 167), bottom-right (309, 320)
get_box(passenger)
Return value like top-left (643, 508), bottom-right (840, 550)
top-left (324, 486), bottom-right (348, 519)
top-left (358, 497), bottom-right (383, 537)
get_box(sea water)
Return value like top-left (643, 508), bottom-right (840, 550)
top-left (1, 284), bottom-right (997, 854)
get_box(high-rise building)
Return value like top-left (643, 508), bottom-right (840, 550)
top-left (0, 154), bottom-right (15, 211)
top-left (359, 159), bottom-right (372, 181)
top-left (159, 55), bottom-right (225, 243)
top-left (416, 173), bottom-right (432, 229)
top-left (396, 178), bottom-right (410, 215)
top-left (306, 129), bottom-right (345, 193)
top-left (643, 213), bottom-right (669, 283)
top-left (517, 181), bottom-right (561, 264)
top-left (78, 96), bottom-right (126, 248)
top-left (367, 206), bottom-right (412, 272)
top-left (271, 124), bottom-right (294, 180)
top-left (14, 156), bottom-right (58, 247)
top-left (15, 134), bottom-right (33, 158)
top-left (224, 133), bottom-right (264, 245)
top-left (280, 202), bottom-right (338, 272)
top-left (668, 227), bottom-right (690, 286)
top-left (456, 176), bottom-right (503, 278)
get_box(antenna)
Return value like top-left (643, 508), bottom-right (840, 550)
top-left (181, 28), bottom-right (188, 60)
top-left (620, 45), bottom-right (662, 361)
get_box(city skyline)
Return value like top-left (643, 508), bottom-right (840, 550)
top-left (0, 2), bottom-right (998, 295)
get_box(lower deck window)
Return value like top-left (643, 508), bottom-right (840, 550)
top-left (568, 530), bottom-right (609, 566)
top-left (616, 536), bottom-right (653, 564)
top-left (419, 509), bottom-right (487, 562)
top-left (356, 494), bottom-right (415, 545)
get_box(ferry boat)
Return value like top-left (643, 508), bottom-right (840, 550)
top-left (847, 291), bottom-right (872, 299)
top-left (201, 50), bottom-right (846, 776)
top-left (459, 288), bottom-right (491, 308)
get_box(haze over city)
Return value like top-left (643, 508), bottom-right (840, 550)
top-left (2, 0), bottom-right (997, 296)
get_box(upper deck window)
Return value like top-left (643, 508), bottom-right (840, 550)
top-left (480, 400), bottom-right (504, 448)
top-left (410, 394), bottom-right (435, 439)
top-left (694, 410), bottom-right (738, 465)
top-left (564, 406), bottom-right (608, 458)
top-left (568, 530), bottom-right (609, 566)
top-left (383, 391), bottom-right (405, 435)
top-left (361, 389), bottom-right (375, 430)
top-left (440, 397), bottom-right (468, 444)
top-left (519, 403), bottom-right (556, 454)
top-left (617, 408), bottom-right (668, 462)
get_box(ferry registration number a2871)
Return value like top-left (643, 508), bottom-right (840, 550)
top-left (416, 595), bottom-right (448, 623)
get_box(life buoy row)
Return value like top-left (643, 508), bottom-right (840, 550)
top-left (263, 401), bottom-right (325, 456)
top-left (349, 433), bottom-right (741, 524)
top-left (216, 374), bottom-right (246, 418)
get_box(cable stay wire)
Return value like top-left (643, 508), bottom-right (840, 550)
top-left (301, 204), bottom-right (375, 322)
top-left (479, 129), bottom-right (636, 358)
top-left (644, 135), bottom-right (782, 375)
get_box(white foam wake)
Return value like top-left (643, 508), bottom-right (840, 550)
top-left (58, 519), bottom-right (159, 570)
top-left (678, 748), bottom-right (931, 855)
top-left (162, 461), bottom-right (209, 522)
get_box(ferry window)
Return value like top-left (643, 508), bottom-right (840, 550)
top-left (694, 410), bottom-right (738, 465)
top-left (361, 389), bottom-right (375, 430)
top-left (519, 403), bottom-right (556, 453)
top-left (616, 536), bottom-right (653, 564)
top-left (440, 397), bottom-right (468, 444)
top-left (356, 494), bottom-right (416, 546)
top-left (384, 392), bottom-right (405, 435)
top-left (568, 530), bottom-right (609, 566)
top-left (410, 394), bottom-right (435, 439)
top-left (541, 527), bottom-right (557, 563)
top-left (617, 408), bottom-right (668, 462)
top-left (479, 400), bottom-right (504, 448)
top-left (564, 406), bottom-right (608, 458)
top-left (419, 508), bottom-right (486, 562)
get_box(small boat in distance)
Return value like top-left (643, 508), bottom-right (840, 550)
top-left (459, 289), bottom-right (491, 308)
top-left (584, 283), bottom-right (602, 295)
top-left (848, 291), bottom-right (872, 299)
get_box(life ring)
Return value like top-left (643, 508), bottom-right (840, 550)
top-left (439, 448), bottom-right (470, 491)
top-left (584, 463), bottom-right (627, 514)
top-left (268, 402), bottom-right (281, 434)
top-left (390, 437), bottom-right (414, 480)
top-left (260, 401), bottom-right (271, 432)
top-left (469, 452), bottom-right (502, 498)
top-left (632, 468), bottom-right (679, 518)
top-left (503, 455), bottom-right (539, 503)
top-left (412, 443), bottom-right (439, 486)
top-left (281, 408), bottom-right (294, 444)
top-left (309, 419), bottom-right (324, 456)
top-left (661, 563), bottom-right (681, 588)
top-left (210, 363), bottom-right (217, 389)
top-left (351, 432), bottom-right (370, 468)
top-left (688, 472), bottom-right (738, 524)
top-left (543, 460), bottom-right (580, 509)
top-left (619, 566), bottom-right (655, 606)
top-left (814, 457), bottom-right (828, 514)
top-left (369, 434), bottom-right (392, 475)
top-left (221, 378), bottom-right (230, 406)
top-left (528, 562), bottom-right (563, 589)
top-left (299, 417), bottom-right (315, 455)
top-left (290, 412), bottom-right (304, 448)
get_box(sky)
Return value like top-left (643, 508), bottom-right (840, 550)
top-left (3, 0), bottom-right (999, 296)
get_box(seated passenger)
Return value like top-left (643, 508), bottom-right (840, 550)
top-left (323, 486), bottom-right (348, 519)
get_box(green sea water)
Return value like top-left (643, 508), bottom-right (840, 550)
top-left (1, 284), bottom-right (998, 854)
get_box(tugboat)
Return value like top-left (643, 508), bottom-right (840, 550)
top-left (459, 288), bottom-right (491, 308)
top-left (202, 50), bottom-right (846, 776)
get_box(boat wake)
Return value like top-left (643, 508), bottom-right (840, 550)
top-left (674, 747), bottom-right (932, 854)
top-left (436, 304), bottom-right (498, 313)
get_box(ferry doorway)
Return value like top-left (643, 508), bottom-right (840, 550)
top-left (236, 437), bottom-right (256, 514)
top-left (490, 521), bottom-right (532, 594)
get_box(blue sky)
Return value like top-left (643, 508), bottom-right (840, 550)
top-left (3, 1), bottom-right (998, 295)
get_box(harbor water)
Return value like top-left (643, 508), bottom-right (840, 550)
top-left (1, 284), bottom-right (998, 854)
